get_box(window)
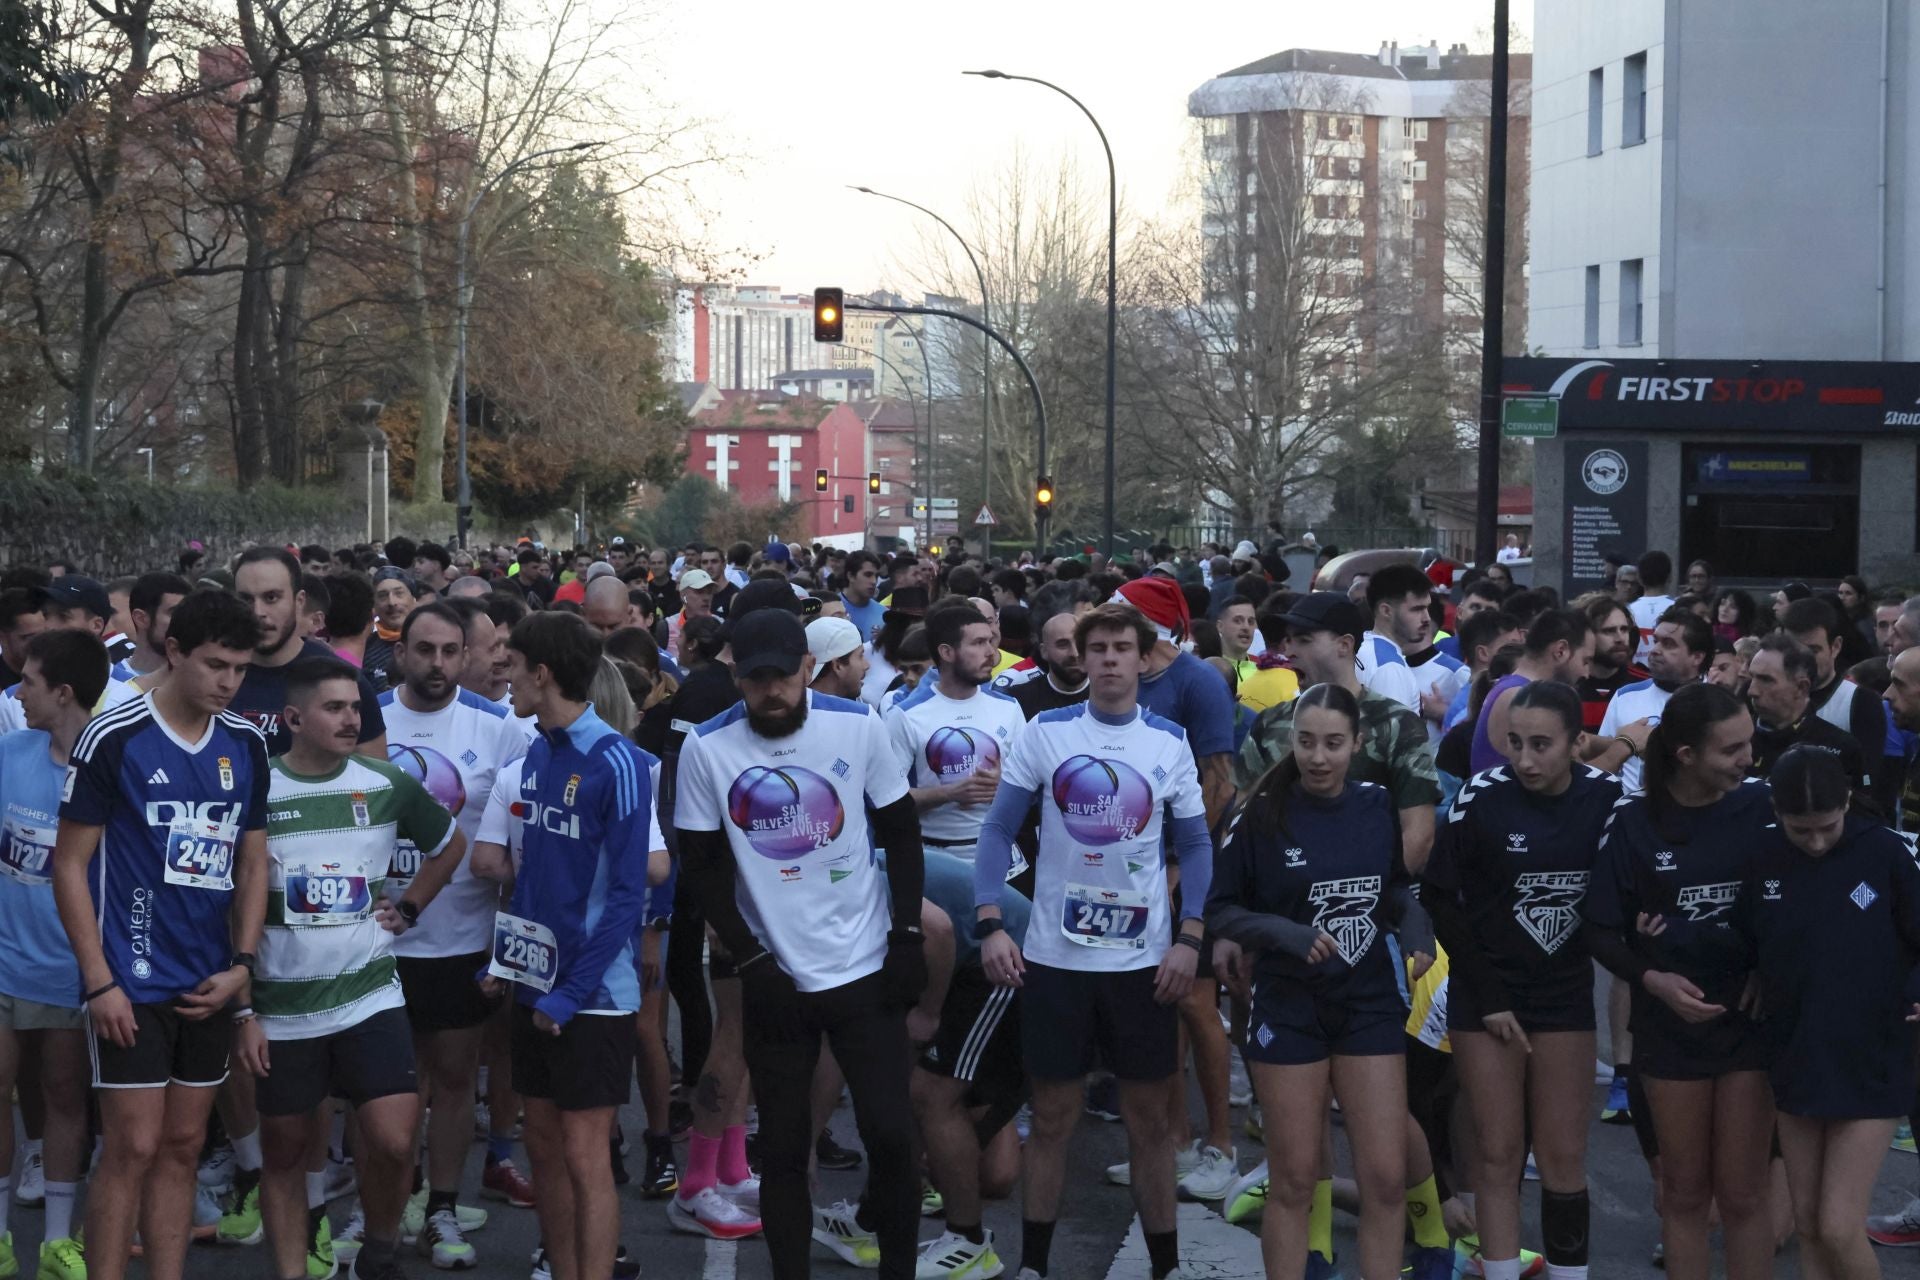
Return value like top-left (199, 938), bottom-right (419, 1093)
top-left (1413, 236), bottom-right (1426, 259)
top-left (1619, 258), bottom-right (1644, 344)
top-left (1583, 264), bottom-right (1601, 348)
top-left (1325, 114), bottom-right (1340, 138)
top-left (1346, 157), bottom-right (1361, 176)
top-left (1623, 52), bottom-right (1648, 146)
top-left (1402, 158), bottom-right (1428, 182)
top-left (1410, 199), bottom-right (1427, 220)
top-left (1588, 68), bottom-right (1604, 155)
top-left (1402, 118), bottom-right (1429, 143)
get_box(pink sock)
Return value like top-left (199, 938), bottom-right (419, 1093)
top-left (718, 1125), bottom-right (752, 1185)
top-left (681, 1131), bottom-right (720, 1197)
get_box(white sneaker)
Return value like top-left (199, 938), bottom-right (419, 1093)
top-left (417, 1208), bottom-right (478, 1270)
top-left (333, 1206), bottom-right (366, 1263)
top-left (1176, 1145), bottom-right (1238, 1202)
top-left (14, 1149), bottom-right (44, 1205)
top-left (668, 1186), bottom-right (763, 1240)
top-left (1106, 1138), bottom-right (1201, 1186)
top-left (811, 1200), bottom-right (879, 1268)
top-left (1867, 1194), bottom-right (1920, 1245)
top-left (198, 1145), bottom-right (237, 1192)
top-left (916, 1228), bottom-right (1005, 1279)
top-left (718, 1176), bottom-right (761, 1217)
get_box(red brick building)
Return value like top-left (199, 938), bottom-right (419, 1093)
top-left (687, 392), bottom-right (875, 544)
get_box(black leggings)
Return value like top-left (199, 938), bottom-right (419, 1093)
top-left (666, 887), bottom-right (712, 1086)
top-left (1406, 1037), bottom-right (1458, 1202)
top-left (743, 973), bottom-right (917, 1280)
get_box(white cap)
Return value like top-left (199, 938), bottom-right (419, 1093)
top-left (678, 568), bottom-right (716, 591)
top-left (805, 616), bottom-right (862, 681)
top-left (1232, 540), bottom-right (1259, 560)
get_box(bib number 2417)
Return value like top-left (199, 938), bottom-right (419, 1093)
top-left (1061, 883), bottom-right (1149, 950)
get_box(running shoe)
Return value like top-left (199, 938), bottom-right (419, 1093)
top-left (1177, 1145), bottom-right (1238, 1202)
top-left (922, 1182), bottom-right (944, 1217)
top-left (1304, 1253), bottom-right (1335, 1280)
top-left (309, 1212), bottom-right (337, 1279)
top-left (334, 1206), bottom-right (366, 1264)
top-left (667, 1186), bottom-right (762, 1240)
top-left (916, 1228), bottom-right (1004, 1280)
top-left (0, 1232), bottom-right (14, 1280)
top-left (719, 1176), bottom-right (761, 1217)
top-left (1868, 1195), bottom-right (1920, 1246)
top-left (35, 1236), bottom-right (84, 1280)
top-left (14, 1152), bottom-right (43, 1207)
top-left (483, 1159), bottom-right (536, 1209)
top-left (817, 1127), bottom-right (863, 1171)
top-left (198, 1144), bottom-right (237, 1193)
top-left (401, 1190), bottom-right (489, 1242)
top-left (418, 1208), bottom-right (478, 1270)
top-left (530, 1244), bottom-right (638, 1279)
top-left (1650, 1241), bottom-right (1665, 1268)
top-left (1084, 1076), bottom-right (1122, 1122)
top-left (1894, 1124), bottom-right (1917, 1155)
top-left (351, 1252), bottom-right (407, 1280)
top-left (1451, 1237), bottom-right (1545, 1277)
top-left (1405, 1244), bottom-right (1451, 1280)
top-left (1223, 1161), bottom-right (1269, 1225)
top-left (811, 1200), bottom-right (880, 1268)
top-left (1108, 1138), bottom-right (1202, 1187)
top-left (641, 1135), bottom-right (680, 1199)
top-left (1599, 1073), bottom-right (1631, 1125)
top-left (218, 1178), bottom-right (264, 1245)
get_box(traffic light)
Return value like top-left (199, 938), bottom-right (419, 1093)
top-left (843, 495), bottom-right (855, 513)
top-left (1035, 475), bottom-right (1054, 507)
top-left (813, 288), bottom-right (844, 343)
top-left (815, 468), bottom-right (828, 493)
top-left (867, 471), bottom-right (881, 494)
top-left (929, 543), bottom-right (942, 558)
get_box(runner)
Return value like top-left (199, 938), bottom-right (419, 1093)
top-left (377, 601), bottom-right (529, 1268)
top-left (1740, 745), bottom-right (1920, 1280)
top-left (1471, 609), bottom-right (1596, 775)
top-left (231, 547), bottom-right (388, 758)
top-left (122, 572), bottom-right (193, 689)
top-left (677, 607), bottom-right (928, 1280)
top-left (971, 603), bottom-right (1213, 1280)
top-left (1575, 597), bottom-right (1640, 735)
top-left (805, 618), bottom-right (869, 701)
top-left (50, 588), bottom-right (271, 1280)
top-left (0, 577), bottom-right (141, 735)
top-left (1206, 682), bottom-right (1435, 1280)
top-left (1583, 683), bottom-right (1774, 1280)
top-left (1591, 607), bottom-right (1711, 790)
top-left (840, 552), bottom-right (886, 644)
top-left (1426, 681), bottom-right (1621, 1280)
top-left (1356, 564), bottom-right (1436, 716)
top-left (1745, 634), bottom-right (1870, 794)
top-left (243, 656), bottom-right (467, 1280)
top-left (477, 611), bottom-right (654, 1280)
top-left (1626, 553), bottom-right (1677, 668)
top-left (0, 632), bottom-right (107, 1280)
top-left (1781, 597), bottom-right (1901, 815)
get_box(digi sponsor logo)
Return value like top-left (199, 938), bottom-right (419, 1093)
top-left (727, 766), bottom-right (846, 860)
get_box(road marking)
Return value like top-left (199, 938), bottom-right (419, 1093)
top-left (1102, 1202), bottom-right (1264, 1280)
top-left (703, 1237), bottom-right (737, 1280)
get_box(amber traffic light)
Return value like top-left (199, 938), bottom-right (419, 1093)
top-left (813, 288), bottom-right (844, 343)
top-left (1035, 475), bottom-right (1054, 507)
top-left (867, 472), bottom-right (881, 494)
top-left (815, 468), bottom-right (828, 493)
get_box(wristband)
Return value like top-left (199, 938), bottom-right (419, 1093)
top-left (733, 949), bottom-right (775, 975)
top-left (1618, 735), bottom-right (1639, 759)
top-left (231, 1006), bottom-right (256, 1023)
top-left (1173, 933), bottom-right (1203, 953)
top-left (84, 980), bottom-right (118, 1003)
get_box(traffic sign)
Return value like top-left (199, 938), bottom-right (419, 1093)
top-left (930, 497), bottom-right (959, 511)
top-left (973, 504), bottom-right (997, 526)
top-left (931, 519), bottom-right (960, 535)
top-left (1502, 397), bottom-right (1558, 439)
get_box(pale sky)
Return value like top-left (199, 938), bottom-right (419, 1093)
top-left (651, 0), bottom-right (1532, 291)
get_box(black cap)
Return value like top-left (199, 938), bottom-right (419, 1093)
top-left (37, 575), bottom-right (112, 620)
top-left (1276, 591), bottom-right (1366, 646)
top-left (730, 609), bottom-right (808, 679)
top-left (883, 585), bottom-right (931, 623)
top-left (730, 578), bottom-right (806, 621)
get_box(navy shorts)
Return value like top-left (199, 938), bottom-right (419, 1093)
top-left (1021, 962), bottom-right (1176, 1083)
top-left (1448, 978), bottom-right (1596, 1036)
top-left (1245, 980), bottom-right (1405, 1066)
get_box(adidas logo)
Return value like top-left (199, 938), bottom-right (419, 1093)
top-left (148, 768), bottom-right (170, 785)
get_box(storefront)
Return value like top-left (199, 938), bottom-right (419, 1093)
top-left (1508, 356), bottom-right (1920, 597)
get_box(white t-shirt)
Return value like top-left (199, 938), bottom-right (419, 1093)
top-left (1628, 596), bottom-right (1676, 668)
top-left (1356, 632), bottom-right (1423, 714)
top-left (885, 680), bottom-right (1026, 850)
top-left (377, 688), bottom-right (528, 957)
top-left (676, 691), bottom-right (909, 992)
top-left (1001, 703), bottom-right (1206, 974)
top-left (859, 644), bottom-right (900, 709)
top-left (1598, 678), bottom-right (1676, 793)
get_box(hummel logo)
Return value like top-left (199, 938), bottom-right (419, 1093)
top-left (148, 768), bottom-right (170, 785)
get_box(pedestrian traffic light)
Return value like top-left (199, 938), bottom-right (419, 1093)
top-left (813, 288), bottom-right (844, 343)
top-left (815, 468), bottom-right (828, 493)
top-left (843, 495), bottom-right (855, 513)
top-left (1035, 475), bottom-right (1054, 507)
top-left (867, 472), bottom-right (881, 494)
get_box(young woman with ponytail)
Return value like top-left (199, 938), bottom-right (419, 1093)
top-left (1205, 682), bottom-right (1436, 1280)
top-left (1739, 744), bottom-right (1920, 1280)
top-left (1581, 682), bottom-right (1775, 1280)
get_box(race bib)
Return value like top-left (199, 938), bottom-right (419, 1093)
top-left (386, 842), bottom-right (424, 897)
top-left (282, 865), bottom-right (373, 926)
top-left (163, 816), bottom-right (236, 891)
top-left (1060, 883), bottom-right (1150, 950)
top-left (487, 911), bottom-right (558, 993)
top-left (0, 816), bottom-right (53, 885)
top-left (1006, 847), bottom-right (1029, 883)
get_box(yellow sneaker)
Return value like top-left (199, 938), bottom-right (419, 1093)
top-left (35, 1237), bottom-right (84, 1280)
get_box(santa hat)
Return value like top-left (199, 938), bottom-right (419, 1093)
top-left (1115, 576), bottom-right (1191, 643)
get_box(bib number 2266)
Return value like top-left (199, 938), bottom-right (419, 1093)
top-left (487, 912), bottom-right (558, 994)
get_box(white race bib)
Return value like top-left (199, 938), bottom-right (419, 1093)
top-left (0, 816), bottom-right (53, 885)
top-left (282, 864), bottom-right (373, 926)
top-left (163, 816), bottom-right (236, 891)
top-left (487, 911), bottom-right (558, 993)
top-left (1060, 883), bottom-right (1150, 951)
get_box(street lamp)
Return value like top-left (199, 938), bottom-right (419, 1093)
top-left (455, 140), bottom-right (602, 549)
top-left (849, 186), bottom-right (993, 553)
top-left (965, 69), bottom-right (1117, 557)
top-left (135, 447), bottom-right (153, 482)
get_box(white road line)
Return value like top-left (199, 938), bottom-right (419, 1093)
top-left (1101, 1201), bottom-right (1264, 1280)
top-left (703, 1237), bottom-right (738, 1280)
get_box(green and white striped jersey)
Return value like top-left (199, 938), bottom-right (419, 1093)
top-left (259, 755), bottom-right (456, 1039)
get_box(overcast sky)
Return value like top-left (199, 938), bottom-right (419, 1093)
top-left (649, 0), bottom-right (1532, 292)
